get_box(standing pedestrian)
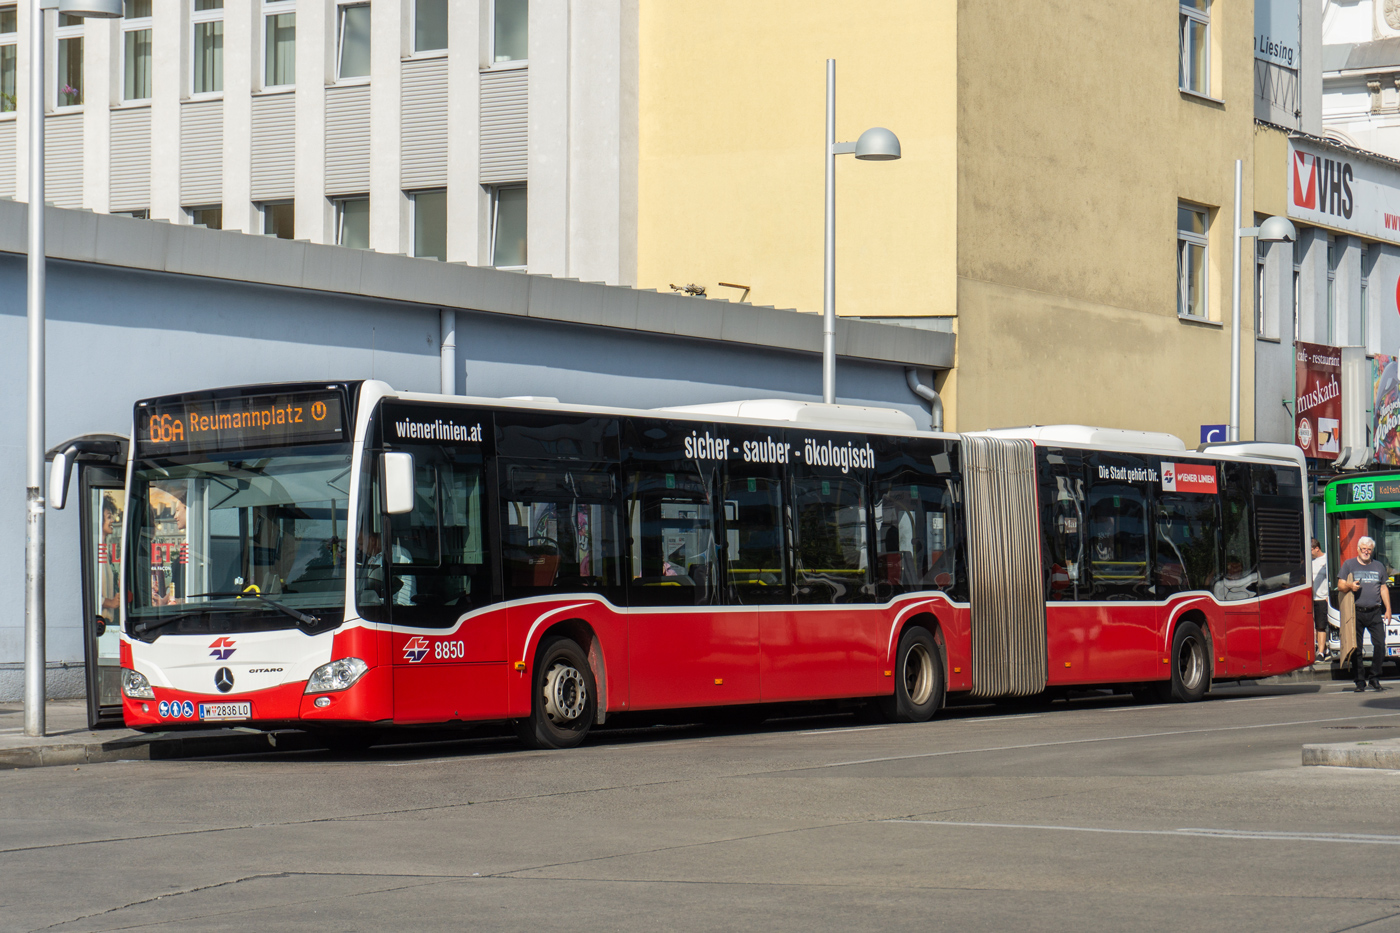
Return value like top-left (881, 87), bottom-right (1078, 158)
top-left (1338, 536), bottom-right (1391, 692)
top-left (1312, 538), bottom-right (1330, 663)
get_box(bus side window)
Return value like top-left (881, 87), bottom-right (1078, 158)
top-left (1084, 453), bottom-right (1152, 599)
top-left (501, 462), bottom-right (623, 599)
top-left (722, 471), bottom-right (788, 605)
top-left (1217, 463), bottom-right (1257, 601)
top-left (1252, 463), bottom-right (1305, 594)
top-left (874, 475), bottom-right (961, 597)
top-left (791, 474), bottom-right (873, 604)
top-left (1154, 477), bottom-right (1219, 595)
top-left (625, 469), bottom-right (718, 607)
top-left (1036, 448), bottom-right (1086, 601)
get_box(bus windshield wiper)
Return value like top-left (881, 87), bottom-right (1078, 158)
top-left (182, 591), bottom-right (322, 630)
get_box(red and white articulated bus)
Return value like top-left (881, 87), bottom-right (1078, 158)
top-left (113, 381), bottom-right (1313, 748)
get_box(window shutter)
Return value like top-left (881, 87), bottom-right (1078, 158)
top-left (401, 56), bottom-right (448, 190)
top-left (325, 84), bottom-right (370, 195)
top-left (180, 100), bottom-right (223, 205)
top-left (480, 68), bottom-right (527, 184)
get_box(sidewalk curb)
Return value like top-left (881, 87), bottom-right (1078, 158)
top-left (0, 729), bottom-right (317, 770)
top-left (1302, 741), bottom-right (1400, 770)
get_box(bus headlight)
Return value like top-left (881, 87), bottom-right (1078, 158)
top-left (305, 658), bottom-right (369, 694)
top-left (122, 669), bottom-right (155, 700)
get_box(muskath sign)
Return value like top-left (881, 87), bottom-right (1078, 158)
top-left (1288, 139), bottom-right (1400, 246)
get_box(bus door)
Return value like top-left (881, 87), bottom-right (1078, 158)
top-left (48, 434), bottom-right (129, 729)
top-left (621, 419), bottom-right (756, 708)
top-left (373, 408), bottom-right (505, 724)
top-left (1217, 463), bottom-right (1260, 676)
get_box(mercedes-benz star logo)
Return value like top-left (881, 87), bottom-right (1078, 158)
top-left (214, 668), bottom-right (234, 693)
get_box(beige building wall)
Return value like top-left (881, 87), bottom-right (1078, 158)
top-left (636, 1), bottom-right (1262, 442)
top-left (635, 0), bottom-right (956, 319)
top-left (953, 0), bottom-right (1258, 440)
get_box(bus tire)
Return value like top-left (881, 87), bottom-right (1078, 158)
top-left (1168, 621), bottom-right (1209, 703)
top-left (513, 636), bottom-right (596, 750)
top-left (877, 627), bottom-right (944, 723)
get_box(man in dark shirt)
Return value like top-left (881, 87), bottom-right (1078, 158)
top-left (1338, 536), bottom-right (1391, 692)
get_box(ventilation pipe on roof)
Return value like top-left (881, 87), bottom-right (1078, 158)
top-left (905, 367), bottom-right (944, 432)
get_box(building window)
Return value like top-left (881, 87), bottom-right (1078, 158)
top-left (263, 1), bottom-right (295, 88)
top-left (192, 0), bottom-right (224, 95)
top-left (336, 2), bottom-right (370, 80)
top-left (117, 209), bottom-right (149, 219)
top-left (260, 200), bottom-right (294, 238)
top-left (0, 6), bottom-right (16, 114)
top-left (1176, 203), bottom-right (1208, 320)
top-left (1179, 0), bottom-right (1209, 95)
top-left (414, 0), bottom-right (446, 52)
top-left (188, 204), bottom-right (222, 228)
top-left (56, 14), bottom-right (83, 107)
top-left (122, 0), bottom-right (152, 102)
top-left (1255, 236), bottom-right (1266, 337)
top-left (492, 0), bottom-right (527, 64)
top-left (1327, 241), bottom-right (1336, 345)
top-left (490, 185), bottom-right (526, 268)
top-left (335, 196), bottom-right (369, 249)
top-left (410, 189), bottom-right (446, 260)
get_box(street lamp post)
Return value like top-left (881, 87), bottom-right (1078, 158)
top-left (822, 59), bottom-right (900, 405)
top-left (1229, 158), bottom-right (1297, 444)
top-left (24, 0), bottom-right (121, 738)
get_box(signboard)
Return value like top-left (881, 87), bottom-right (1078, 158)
top-left (1200, 424), bottom-right (1227, 444)
top-left (1288, 139), bottom-right (1400, 246)
top-left (1255, 0), bottom-right (1299, 67)
top-left (1375, 354), bottom-right (1400, 466)
top-left (1160, 462), bottom-right (1218, 495)
top-left (1296, 341), bottom-right (1342, 460)
top-left (136, 391), bottom-right (346, 455)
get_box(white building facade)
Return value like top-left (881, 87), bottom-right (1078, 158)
top-left (0, 0), bottom-right (638, 285)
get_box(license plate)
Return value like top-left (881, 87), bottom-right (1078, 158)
top-left (199, 702), bottom-right (251, 721)
top-left (1390, 648), bottom-right (1399, 658)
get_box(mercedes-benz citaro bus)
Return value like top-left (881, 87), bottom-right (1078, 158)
top-left (113, 381), bottom-right (1314, 749)
top-left (1321, 472), bottom-right (1400, 667)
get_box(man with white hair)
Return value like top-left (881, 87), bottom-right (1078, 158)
top-left (1338, 536), bottom-right (1391, 692)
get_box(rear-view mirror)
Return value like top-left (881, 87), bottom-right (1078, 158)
top-left (382, 452), bottom-right (415, 515)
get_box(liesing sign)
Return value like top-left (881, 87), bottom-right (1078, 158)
top-left (1288, 139), bottom-right (1400, 246)
top-left (1255, 0), bottom-right (1299, 67)
top-left (1296, 341), bottom-right (1342, 461)
top-left (137, 391), bottom-right (346, 454)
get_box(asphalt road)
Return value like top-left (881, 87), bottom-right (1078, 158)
top-left (4, 683), bottom-right (1400, 933)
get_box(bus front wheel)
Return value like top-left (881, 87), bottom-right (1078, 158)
top-left (877, 627), bottom-right (945, 723)
top-left (514, 636), bottom-right (597, 750)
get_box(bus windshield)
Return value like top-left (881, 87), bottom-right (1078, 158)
top-left (126, 446), bottom-right (353, 636)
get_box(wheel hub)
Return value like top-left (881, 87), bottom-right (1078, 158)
top-left (1177, 636), bottom-right (1203, 691)
top-left (543, 663), bottom-right (587, 723)
top-left (905, 643), bottom-right (933, 705)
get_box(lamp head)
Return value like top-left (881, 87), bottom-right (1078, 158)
top-left (58, 0), bottom-right (123, 17)
top-left (1257, 215), bottom-right (1297, 243)
top-left (854, 127), bottom-right (901, 161)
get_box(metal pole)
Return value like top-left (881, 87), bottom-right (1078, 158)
top-left (1229, 158), bottom-right (1242, 444)
top-left (822, 60), bottom-right (836, 405)
top-left (24, 0), bottom-right (46, 737)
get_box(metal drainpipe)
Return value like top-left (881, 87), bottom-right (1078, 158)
top-left (440, 310), bottom-right (457, 394)
top-left (905, 367), bottom-right (944, 432)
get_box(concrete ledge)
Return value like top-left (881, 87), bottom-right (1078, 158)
top-left (1302, 739), bottom-right (1400, 770)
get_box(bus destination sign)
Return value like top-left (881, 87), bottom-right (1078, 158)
top-left (138, 392), bottom-right (346, 454)
top-left (1336, 479), bottom-right (1400, 507)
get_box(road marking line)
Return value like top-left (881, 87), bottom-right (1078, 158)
top-left (810, 711), bottom-right (1400, 769)
top-left (886, 819), bottom-right (1400, 845)
top-left (798, 727), bottom-right (889, 736)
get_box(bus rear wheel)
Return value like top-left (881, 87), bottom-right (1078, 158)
top-left (1167, 621), bottom-right (1209, 702)
top-left (877, 627), bottom-right (945, 723)
top-left (514, 636), bottom-right (597, 750)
